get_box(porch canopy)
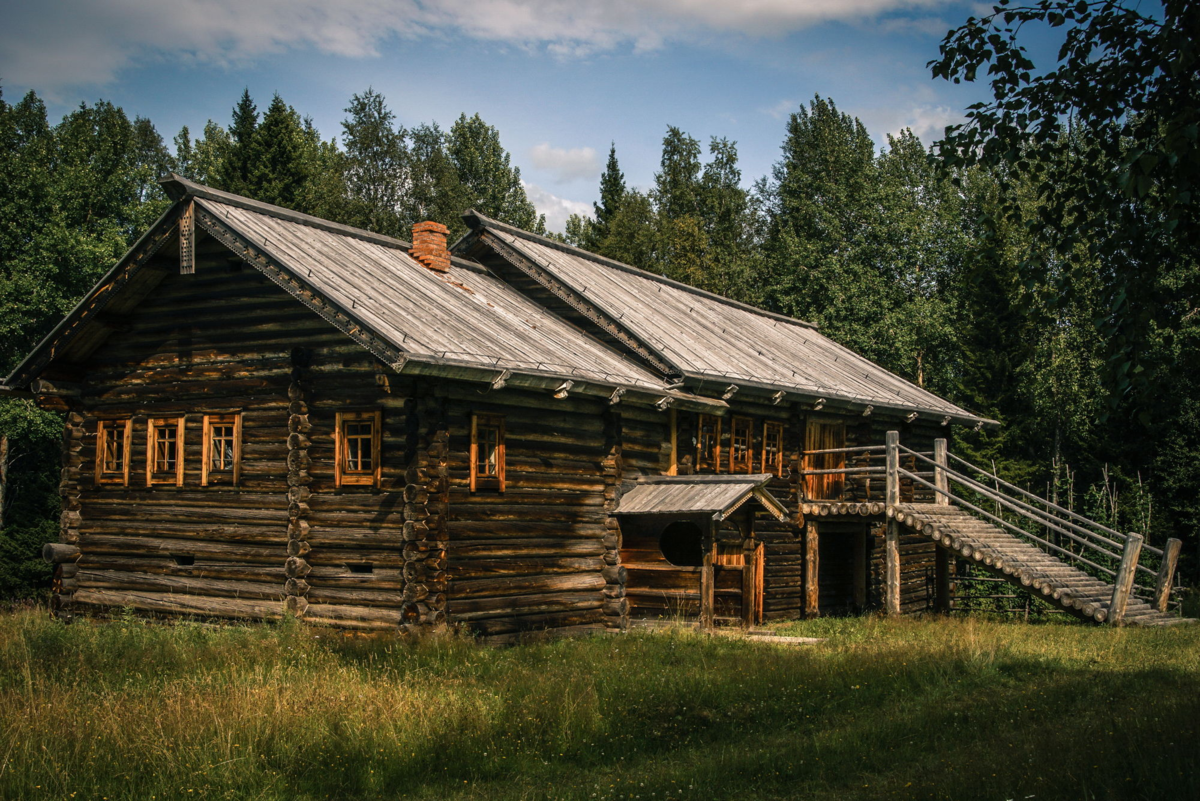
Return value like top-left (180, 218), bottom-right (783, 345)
top-left (615, 475), bottom-right (789, 522)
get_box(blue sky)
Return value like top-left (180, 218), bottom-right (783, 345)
top-left (0, 1), bottom-right (1011, 231)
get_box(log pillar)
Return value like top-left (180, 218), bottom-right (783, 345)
top-left (933, 438), bottom-right (949, 505)
top-left (600, 410), bottom-right (627, 628)
top-left (1108, 533), bottom-right (1144, 626)
top-left (401, 394), bottom-right (449, 633)
top-left (699, 517), bottom-right (716, 631)
top-left (885, 520), bottom-right (901, 615)
top-left (283, 351), bottom-right (313, 618)
top-left (50, 409), bottom-right (85, 620)
top-left (803, 520), bottom-right (819, 618)
top-left (1153, 538), bottom-right (1182, 613)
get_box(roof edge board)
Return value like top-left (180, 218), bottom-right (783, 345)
top-left (681, 371), bottom-right (997, 427)
top-left (459, 208), bottom-right (819, 331)
top-left (4, 199), bottom-right (186, 389)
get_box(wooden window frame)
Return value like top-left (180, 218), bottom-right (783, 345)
top-left (729, 416), bottom-right (754, 474)
top-left (201, 413), bottom-right (242, 487)
top-left (470, 413), bottom-right (506, 493)
top-left (762, 421), bottom-right (786, 477)
top-left (146, 416), bottom-right (186, 487)
top-left (335, 410), bottom-right (382, 488)
top-left (95, 418), bottom-right (133, 486)
top-left (804, 418), bottom-right (846, 501)
top-left (696, 413), bottom-right (722, 473)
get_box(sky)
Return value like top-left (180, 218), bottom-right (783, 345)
top-left (0, 0), bottom-right (1010, 232)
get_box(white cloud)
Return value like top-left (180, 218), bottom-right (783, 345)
top-left (859, 103), bottom-right (963, 147)
top-left (529, 143), bottom-right (600, 184)
top-left (522, 182), bottom-right (591, 234)
top-left (762, 99), bottom-right (799, 120)
top-left (0, 0), bottom-right (959, 91)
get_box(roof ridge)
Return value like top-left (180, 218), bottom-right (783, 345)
top-left (459, 208), bottom-right (819, 331)
top-left (160, 174), bottom-right (487, 273)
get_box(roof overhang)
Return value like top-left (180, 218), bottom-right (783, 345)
top-left (614, 474), bottom-right (790, 522)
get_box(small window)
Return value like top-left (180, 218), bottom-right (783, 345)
top-left (336, 411), bottom-right (382, 488)
top-left (470, 413), bottom-right (505, 492)
top-left (762, 421), bottom-right (786, 477)
top-left (147, 417), bottom-right (185, 486)
top-left (696, 414), bottom-right (721, 473)
top-left (95, 418), bottom-right (132, 486)
top-left (659, 521), bottom-right (705, 567)
top-left (729, 416), bottom-right (754, 474)
top-left (201, 414), bottom-right (242, 487)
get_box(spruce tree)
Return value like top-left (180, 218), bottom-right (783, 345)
top-left (591, 143), bottom-right (625, 245)
top-left (249, 94), bottom-right (307, 210)
top-left (217, 89), bottom-right (259, 195)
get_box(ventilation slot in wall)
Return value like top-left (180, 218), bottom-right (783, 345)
top-left (347, 563), bottom-right (374, 574)
top-left (172, 554), bottom-right (195, 566)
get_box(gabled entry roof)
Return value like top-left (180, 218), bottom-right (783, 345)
top-left (615, 475), bottom-right (790, 522)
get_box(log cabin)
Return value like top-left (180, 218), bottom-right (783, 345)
top-left (5, 175), bottom-right (1185, 639)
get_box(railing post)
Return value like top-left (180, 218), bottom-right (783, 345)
top-left (1153, 538), bottom-right (1182, 613)
top-left (933, 438), bottom-right (949, 506)
top-left (885, 431), bottom-right (900, 507)
top-left (884, 431), bottom-right (901, 616)
top-left (1108, 533), bottom-right (1144, 626)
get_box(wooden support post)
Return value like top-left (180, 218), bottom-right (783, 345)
top-left (935, 545), bottom-right (951, 613)
top-left (933, 438), bottom-right (949, 506)
top-left (885, 520), bottom-right (901, 616)
top-left (853, 527), bottom-right (867, 611)
top-left (1108, 533), bottom-right (1144, 626)
top-left (804, 520), bottom-right (819, 618)
top-left (742, 538), bottom-right (757, 627)
top-left (885, 430), bottom-right (900, 508)
top-left (1153, 538), bottom-right (1182, 613)
top-left (700, 546), bottom-right (715, 632)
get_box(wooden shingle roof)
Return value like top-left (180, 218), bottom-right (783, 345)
top-left (461, 212), bottom-right (994, 426)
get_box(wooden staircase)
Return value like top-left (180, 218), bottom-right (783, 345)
top-left (890, 503), bottom-right (1189, 626)
top-left (801, 431), bottom-right (1190, 626)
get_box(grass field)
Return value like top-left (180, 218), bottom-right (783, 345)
top-left (1, 609), bottom-right (1197, 800)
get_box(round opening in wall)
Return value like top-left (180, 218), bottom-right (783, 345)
top-left (658, 521), bottom-right (704, 567)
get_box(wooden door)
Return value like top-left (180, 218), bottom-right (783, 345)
top-left (804, 419), bottom-right (846, 501)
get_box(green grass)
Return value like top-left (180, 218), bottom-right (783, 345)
top-left (1, 610), bottom-right (1197, 800)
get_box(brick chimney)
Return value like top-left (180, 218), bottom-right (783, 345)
top-left (411, 221), bottom-right (451, 273)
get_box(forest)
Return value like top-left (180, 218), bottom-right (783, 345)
top-left (0, 0), bottom-right (1196, 601)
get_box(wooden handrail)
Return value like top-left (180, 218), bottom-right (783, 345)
top-left (897, 468), bottom-right (1118, 578)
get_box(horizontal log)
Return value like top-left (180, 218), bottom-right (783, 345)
top-left (449, 590), bottom-right (606, 620)
top-left (78, 569), bottom-right (284, 601)
top-left (43, 543), bottom-right (81, 564)
top-left (304, 586), bottom-right (404, 607)
top-left (450, 571), bottom-right (606, 600)
top-left (77, 555), bottom-right (284, 583)
top-left (74, 589), bottom-right (283, 620)
top-left (448, 557), bottom-right (604, 578)
top-left (451, 539), bottom-right (606, 559)
top-left (467, 608), bottom-right (605, 636)
top-left (79, 534), bottom-right (285, 564)
top-left (302, 602), bottom-right (404, 626)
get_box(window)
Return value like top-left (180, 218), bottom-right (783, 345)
top-left (201, 414), bottom-right (242, 486)
top-left (729, 416), bottom-right (754, 474)
top-left (95, 419), bottom-right (132, 486)
top-left (804, 419), bottom-right (846, 500)
top-left (762, 421), bottom-right (786, 477)
top-left (147, 417), bottom-right (185, 486)
top-left (470, 413), bottom-right (505, 492)
top-left (336, 411), bottom-right (382, 488)
top-left (696, 414), bottom-right (721, 472)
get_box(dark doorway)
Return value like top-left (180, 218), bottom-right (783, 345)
top-left (659, 521), bottom-right (704, 567)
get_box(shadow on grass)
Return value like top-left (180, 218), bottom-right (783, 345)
top-left (1, 612), bottom-right (1197, 800)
